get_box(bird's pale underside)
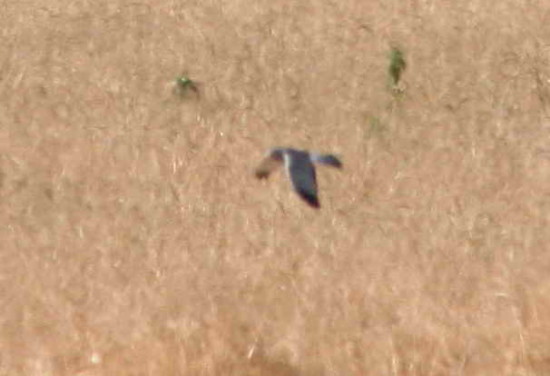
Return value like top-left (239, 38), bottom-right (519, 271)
top-left (255, 147), bottom-right (342, 209)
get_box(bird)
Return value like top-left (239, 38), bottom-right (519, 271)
top-left (254, 147), bottom-right (342, 209)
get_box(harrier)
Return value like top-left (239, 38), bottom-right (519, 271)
top-left (254, 147), bottom-right (342, 208)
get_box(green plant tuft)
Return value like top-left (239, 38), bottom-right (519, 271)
top-left (175, 76), bottom-right (199, 97)
top-left (388, 47), bottom-right (406, 89)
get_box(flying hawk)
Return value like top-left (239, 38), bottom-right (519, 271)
top-left (254, 147), bottom-right (342, 208)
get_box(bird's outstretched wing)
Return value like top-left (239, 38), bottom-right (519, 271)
top-left (254, 154), bottom-right (283, 179)
top-left (310, 153), bottom-right (343, 169)
top-left (286, 152), bottom-right (320, 208)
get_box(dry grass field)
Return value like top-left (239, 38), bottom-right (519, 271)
top-left (1, 0), bottom-right (550, 374)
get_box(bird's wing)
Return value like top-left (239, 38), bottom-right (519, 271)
top-left (310, 153), bottom-right (343, 169)
top-left (286, 152), bottom-right (320, 208)
top-left (254, 154), bottom-right (283, 179)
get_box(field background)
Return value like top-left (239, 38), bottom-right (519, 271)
top-left (2, 0), bottom-right (550, 375)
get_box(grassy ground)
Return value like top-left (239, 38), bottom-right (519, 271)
top-left (2, 0), bottom-right (550, 374)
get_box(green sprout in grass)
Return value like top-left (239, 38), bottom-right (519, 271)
top-left (174, 75), bottom-right (199, 98)
top-left (388, 47), bottom-right (406, 90)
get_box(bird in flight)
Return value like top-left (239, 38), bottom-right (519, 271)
top-left (254, 147), bottom-right (342, 209)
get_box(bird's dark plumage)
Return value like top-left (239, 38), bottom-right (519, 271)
top-left (254, 147), bottom-right (342, 208)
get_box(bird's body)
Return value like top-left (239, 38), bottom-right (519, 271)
top-left (255, 147), bottom-right (342, 208)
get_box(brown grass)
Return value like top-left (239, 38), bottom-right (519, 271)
top-left (2, 0), bottom-right (550, 375)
